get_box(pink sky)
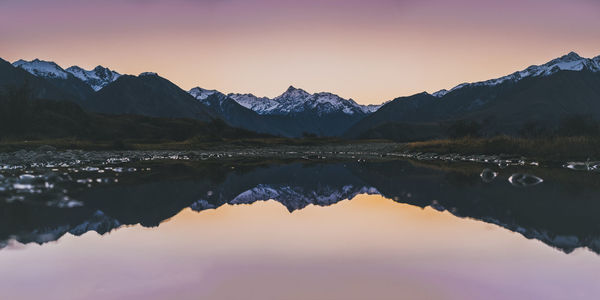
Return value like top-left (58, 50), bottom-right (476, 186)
top-left (1, 0), bottom-right (600, 104)
top-left (1, 195), bottom-right (599, 299)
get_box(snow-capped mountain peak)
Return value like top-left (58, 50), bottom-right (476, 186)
top-left (559, 51), bottom-right (582, 61)
top-left (12, 59), bottom-right (122, 90)
top-left (139, 72), bottom-right (158, 77)
top-left (432, 89), bottom-right (449, 98)
top-left (190, 85), bottom-right (383, 115)
top-left (189, 87), bottom-right (219, 101)
top-left (66, 65), bottom-right (121, 91)
top-left (432, 51), bottom-right (600, 96)
top-left (227, 93), bottom-right (277, 113)
top-left (13, 59), bottom-right (69, 79)
top-left (266, 86), bottom-right (380, 115)
top-left (278, 85), bottom-right (311, 100)
top-left (361, 104), bottom-right (383, 113)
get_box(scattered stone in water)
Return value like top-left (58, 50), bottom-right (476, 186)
top-left (47, 196), bottom-right (83, 208)
top-left (508, 173), bottom-right (544, 187)
top-left (18, 174), bottom-right (37, 181)
top-left (480, 169), bottom-right (498, 183)
top-left (13, 183), bottom-right (35, 190)
top-left (6, 195), bottom-right (25, 203)
top-left (563, 162), bottom-right (590, 171)
top-left (563, 161), bottom-right (600, 172)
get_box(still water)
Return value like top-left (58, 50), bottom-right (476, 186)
top-left (1, 155), bottom-right (599, 299)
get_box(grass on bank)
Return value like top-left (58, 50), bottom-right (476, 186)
top-left (403, 135), bottom-right (600, 161)
top-left (0, 136), bottom-right (372, 152)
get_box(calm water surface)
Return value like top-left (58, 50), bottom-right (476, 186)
top-left (1, 156), bottom-right (599, 299)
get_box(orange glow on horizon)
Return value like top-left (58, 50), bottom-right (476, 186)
top-left (1, 0), bottom-right (599, 104)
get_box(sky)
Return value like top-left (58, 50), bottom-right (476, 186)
top-left (1, 0), bottom-right (600, 105)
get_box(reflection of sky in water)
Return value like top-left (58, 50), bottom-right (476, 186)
top-left (0, 194), bottom-right (598, 300)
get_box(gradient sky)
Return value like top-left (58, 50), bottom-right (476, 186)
top-left (1, 0), bottom-right (600, 104)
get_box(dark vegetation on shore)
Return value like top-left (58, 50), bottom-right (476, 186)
top-left (0, 86), bottom-right (353, 151)
top-left (0, 86), bottom-right (271, 144)
top-left (397, 115), bottom-right (600, 160)
top-left (2, 86), bottom-right (600, 161)
top-left (403, 136), bottom-right (600, 161)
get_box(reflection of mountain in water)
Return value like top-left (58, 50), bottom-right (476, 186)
top-left (2, 161), bottom-right (600, 255)
top-left (195, 184), bottom-right (379, 212)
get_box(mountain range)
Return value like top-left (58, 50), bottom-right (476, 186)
top-left (189, 85), bottom-right (378, 136)
top-left (348, 52), bottom-right (600, 140)
top-left (2, 51), bottom-right (599, 139)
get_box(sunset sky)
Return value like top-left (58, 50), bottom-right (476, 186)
top-left (1, 0), bottom-right (600, 104)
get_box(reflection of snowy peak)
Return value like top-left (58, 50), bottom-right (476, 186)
top-left (0, 210), bottom-right (120, 248)
top-left (68, 210), bottom-right (121, 236)
top-left (481, 215), bottom-right (598, 254)
top-left (192, 184), bottom-right (379, 212)
top-left (433, 52), bottom-right (600, 97)
top-left (430, 201), bottom-right (600, 254)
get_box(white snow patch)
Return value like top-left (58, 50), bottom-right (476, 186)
top-left (13, 59), bottom-right (69, 79)
top-left (66, 65), bottom-right (121, 91)
top-left (435, 52), bottom-right (600, 96)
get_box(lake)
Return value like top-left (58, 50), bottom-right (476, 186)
top-left (1, 151), bottom-right (599, 299)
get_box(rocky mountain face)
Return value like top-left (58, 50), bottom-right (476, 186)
top-left (432, 52), bottom-right (600, 97)
top-left (12, 59), bottom-right (95, 101)
top-left (66, 65), bottom-right (121, 91)
top-left (189, 86), bottom-right (379, 137)
top-left (348, 52), bottom-right (600, 140)
top-left (4, 51), bottom-right (600, 139)
top-left (227, 85), bottom-right (380, 116)
top-left (85, 72), bottom-right (215, 121)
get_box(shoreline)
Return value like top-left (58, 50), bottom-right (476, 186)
top-left (2, 136), bottom-right (600, 162)
top-left (1, 139), bottom-right (599, 175)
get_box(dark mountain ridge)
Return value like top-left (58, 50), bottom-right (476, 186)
top-left (348, 70), bottom-right (600, 140)
top-left (3, 51), bottom-right (600, 139)
top-left (85, 73), bottom-right (215, 122)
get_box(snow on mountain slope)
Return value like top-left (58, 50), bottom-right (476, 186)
top-left (13, 59), bottom-right (69, 79)
top-left (431, 89), bottom-right (449, 98)
top-left (271, 86), bottom-right (373, 115)
top-left (189, 87), bottom-right (220, 101)
top-left (227, 93), bottom-right (278, 113)
top-left (66, 65), bottom-right (121, 91)
top-left (12, 59), bottom-right (122, 91)
top-left (362, 103), bottom-right (384, 113)
top-left (433, 52), bottom-right (600, 97)
top-left (218, 86), bottom-right (382, 116)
